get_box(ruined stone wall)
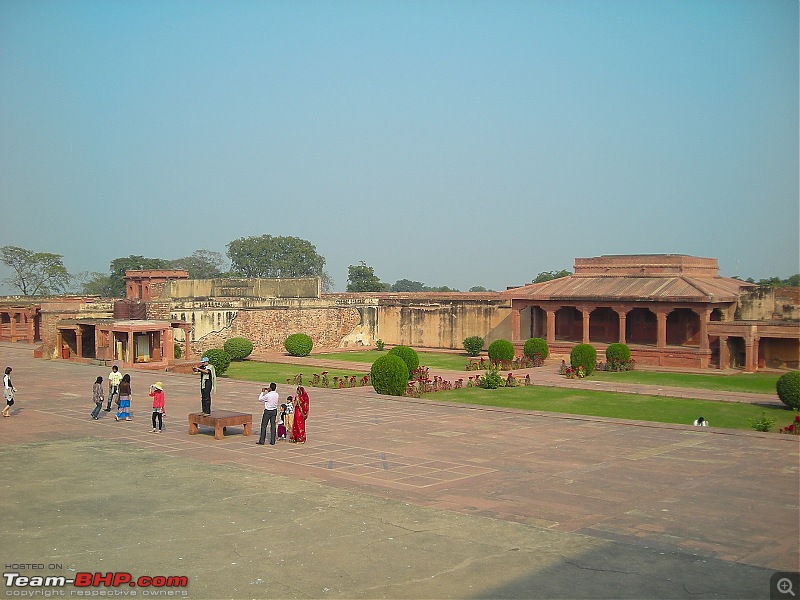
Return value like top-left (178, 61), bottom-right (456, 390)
top-left (38, 298), bottom-right (113, 358)
top-left (735, 287), bottom-right (800, 321)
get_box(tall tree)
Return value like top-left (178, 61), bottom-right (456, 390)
top-left (391, 279), bottom-right (425, 292)
top-left (347, 261), bottom-right (384, 292)
top-left (226, 235), bottom-right (326, 279)
top-left (0, 245), bottom-right (71, 295)
top-left (170, 249), bottom-right (227, 279)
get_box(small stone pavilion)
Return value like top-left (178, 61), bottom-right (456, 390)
top-left (502, 254), bottom-right (799, 371)
top-left (55, 270), bottom-right (192, 369)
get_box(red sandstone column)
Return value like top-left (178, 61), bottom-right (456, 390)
top-left (745, 339), bottom-right (756, 373)
top-left (26, 310), bottom-right (35, 343)
top-left (616, 309), bottom-right (627, 343)
top-left (719, 335), bottom-right (729, 369)
top-left (699, 309), bottom-right (710, 351)
top-left (546, 310), bottom-right (556, 343)
top-left (656, 310), bottom-right (667, 349)
top-left (56, 330), bottom-right (63, 360)
top-left (127, 331), bottom-right (134, 366)
top-left (581, 306), bottom-right (590, 344)
top-left (9, 312), bottom-right (17, 342)
top-left (75, 329), bottom-right (83, 359)
top-left (511, 307), bottom-right (521, 342)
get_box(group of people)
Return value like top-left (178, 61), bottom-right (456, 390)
top-left (91, 365), bottom-right (168, 432)
top-left (257, 383), bottom-right (309, 445)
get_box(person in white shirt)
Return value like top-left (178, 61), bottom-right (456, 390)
top-left (693, 416), bottom-right (708, 427)
top-left (106, 365), bottom-right (122, 411)
top-left (3, 366), bottom-right (16, 418)
top-left (257, 382), bottom-right (280, 445)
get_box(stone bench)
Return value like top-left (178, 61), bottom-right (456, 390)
top-left (188, 410), bottom-right (252, 440)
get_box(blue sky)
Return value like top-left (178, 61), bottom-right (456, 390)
top-left (1, 0), bottom-right (797, 293)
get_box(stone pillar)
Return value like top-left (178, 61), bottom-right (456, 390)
top-left (745, 338), bottom-right (756, 373)
top-left (616, 309), bottom-right (627, 343)
top-left (9, 312), bottom-right (16, 342)
top-left (656, 310), bottom-right (668, 349)
top-left (56, 330), bottom-right (63, 360)
top-left (511, 306), bottom-right (521, 342)
top-left (128, 331), bottom-right (134, 366)
top-left (699, 308), bottom-right (710, 351)
top-left (75, 329), bottom-right (83, 359)
top-left (719, 335), bottom-right (729, 370)
top-left (26, 310), bottom-right (35, 342)
top-left (546, 310), bottom-right (556, 344)
top-left (580, 305), bottom-right (590, 344)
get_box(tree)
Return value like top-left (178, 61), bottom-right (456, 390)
top-left (77, 272), bottom-right (119, 296)
top-left (226, 235), bottom-right (326, 279)
top-left (347, 261), bottom-right (384, 292)
top-left (533, 269), bottom-right (571, 283)
top-left (170, 249), bottom-right (227, 279)
top-left (469, 286), bottom-right (488, 292)
top-left (0, 245), bottom-right (71, 295)
top-left (107, 255), bottom-right (173, 297)
top-left (391, 279), bottom-right (425, 292)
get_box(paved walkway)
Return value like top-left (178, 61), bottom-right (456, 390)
top-left (0, 343), bottom-right (797, 599)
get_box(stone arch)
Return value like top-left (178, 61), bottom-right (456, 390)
top-left (555, 306), bottom-right (582, 342)
top-left (667, 308), bottom-right (701, 347)
top-left (626, 308), bottom-right (656, 345)
top-left (589, 307), bottom-right (619, 343)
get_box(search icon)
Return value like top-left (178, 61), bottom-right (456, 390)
top-left (777, 577), bottom-right (795, 596)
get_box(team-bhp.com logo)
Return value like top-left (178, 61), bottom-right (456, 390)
top-left (4, 571), bottom-right (188, 596)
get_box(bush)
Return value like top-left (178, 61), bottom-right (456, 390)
top-left (523, 337), bottom-right (549, 361)
top-left (174, 345), bottom-right (182, 360)
top-left (387, 345), bottom-right (419, 377)
top-left (375, 339), bottom-right (385, 351)
top-left (223, 337), bottom-right (254, 361)
top-left (749, 412), bottom-right (776, 432)
top-left (480, 369), bottom-right (505, 389)
top-left (204, 348), bottom-right (231, 376)
top-left (605, 343), bottom-right (631, 363)
top-left (463, 336), bottom-right (485, 357)
top-left (285, 333), bottom-right (313, 357)
top-left (487, 339), bottom-right (515, 363)
top-left (776, 371), bottom-right (800, 410)
top-left (370, 354), bottom-right (409, 396)
top-left (570, 344), bottom-right (597, 376)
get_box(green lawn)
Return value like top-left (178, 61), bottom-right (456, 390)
top-left (224, 354), bottom-right (796, 432)
top-left (428, 385), bottom-right (795, 431)
top-left (591, 370), bottom-right (780, 394)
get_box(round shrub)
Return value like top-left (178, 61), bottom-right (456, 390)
top-left (285, 333), bottom-right (313, 357)
top-left (605, 343), bottom-right (631, 364)
top-left (523, 337), bottom-right (549, 361)
top-left (463, 336), bottom-right (485, 357)
top-left (387, 345), bottom-right (419, 376)
top-left (371, 354), bottom-right (409, 396)
top-left (487, 339), bottom-right (515, 363)
top-left (776, 371), bottom-right (800, 410)
top-left (204, 348), bottom-right (231, 376)
top-left (570, 343), bottom-right (597, 376)
top-left (224, 337), bottom-right (254, 361)
top-left (480, 369), bottom-right (505, 389)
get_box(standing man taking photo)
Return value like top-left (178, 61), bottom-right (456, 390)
top-left (193, 356), bottom-right (216, 416)
top-left (256, 382), bottom-right (279, 445)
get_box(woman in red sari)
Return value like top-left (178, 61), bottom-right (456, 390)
top-left (291, 386), bottom-right (309, 443)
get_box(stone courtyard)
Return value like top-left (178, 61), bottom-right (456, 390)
top-left (0, 342), bottom-right (798, 599)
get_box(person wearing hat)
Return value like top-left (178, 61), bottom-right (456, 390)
top-left (192, 357), bottom-right (216, 416)
top-left (149, 381), bottom-right (165, 433)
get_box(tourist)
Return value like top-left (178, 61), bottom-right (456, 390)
top-left (277, 403), bottom-right (288, 440)
top-left (106, 365), bottom-right (121, 411)
top-left (91, 376), bottom-right (105, 420)
top-left (3, 366), bottom-right (16, 418)
top-left (693, 416), bottom-right (708, 427)
top-left (291, 386), bottom-right (309, 444)
top-left (284, 394), bottom-right (294, 437)
top-left (115, 374), bottom-right (133, 421)
top-left (149, 381), bottom-right (165, 433)
top-left (193, 357), bottom-right (215, 416)
top-left (257, 383), bottom-right (280, 445)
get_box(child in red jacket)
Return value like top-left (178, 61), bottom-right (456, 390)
top-left (149, 382), bottom-right (165, 433)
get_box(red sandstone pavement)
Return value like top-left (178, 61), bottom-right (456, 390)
top-left (1, 343), bottom-right (798, 599)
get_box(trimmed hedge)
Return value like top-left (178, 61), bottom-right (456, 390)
top-left (224, 337), bottom-right (254, 361)
top-left (371, 354), bottom-right (409, 396)
top-left (285, 333), bottom-right (313, 357)
top-left (487, 339), bottom-right (515, 363)
top-left (570, 344), bottom-right (597, 376)
top-left (204, 348), bottom-right (231, 376)
top-left (463, 336), bottom-right (485, 357)
top-left (605, 342), bottom-right (631, 363)
top-left (387, 345), bottom-right (419, 376)
top-left (776, 371), bottom-right (800, 410)
top-left (523, 337), bottom-right (549, 361)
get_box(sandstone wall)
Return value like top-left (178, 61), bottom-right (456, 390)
top-left (735, 287), bottom-right (800, 321)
